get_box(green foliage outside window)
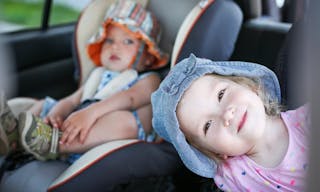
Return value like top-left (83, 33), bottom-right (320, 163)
top-left (0, 0), bottom-right (80, 32)
top-left (0, 0), bottom-right (42, 28)
top-left (50, 3), bottom-right (80, 26)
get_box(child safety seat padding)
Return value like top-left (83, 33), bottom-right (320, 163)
top-left (146, 0), bottom-right (199, 55)
top-left (49, 141), bottom-right (182, 192)
top-left (47, 1), bottom-right (243, 192)
top-left (173, 0), bottom-right (242, 65)
top-left (274, 20), bottom-right (307, 108)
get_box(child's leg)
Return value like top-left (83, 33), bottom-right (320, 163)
top-left (59, 110), bottom-right (138, 153)
top-left (0, 93), bottom-right (19, 155)
top-left (135, 104), bottom-right (153, 135)
top-left (63, 105), bottom-right (155, 153)
top-left (18, 110), bottom-right (139, 160)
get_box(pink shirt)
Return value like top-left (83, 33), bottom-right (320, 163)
top-left (214, 105), bottom-right (310, 192)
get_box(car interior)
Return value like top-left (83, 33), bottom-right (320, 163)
top-left (1, 0), bottom-right (319, 191)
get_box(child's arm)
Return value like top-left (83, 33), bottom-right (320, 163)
top-left (44, 87), bottom-right (83, 129)
top-left (60, 73), bottom-right (161, 144)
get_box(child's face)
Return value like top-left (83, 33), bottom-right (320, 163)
top-left (177, 75), bottom-right (267, 158)
top-left (100, 25), bottom-right (141, 71)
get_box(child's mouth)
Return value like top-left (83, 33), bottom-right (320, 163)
top-left (238, 111), bottom-right (247, 132)
top-left (110, 55), bottom-right (120, 61)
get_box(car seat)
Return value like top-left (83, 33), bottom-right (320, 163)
top-left (232, 0), bottom-right (291, 75)
top-left (261, 0), bottom-right (282, 21)
top-left (0, 0), bottom-right (242, 191)
top-left (274, 6), bottom-right (308, 109)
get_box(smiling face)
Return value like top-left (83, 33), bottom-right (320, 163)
top-left (176, 74), bottom-right (267, 158)
top-left (100, 25), bottom-right (141, 71)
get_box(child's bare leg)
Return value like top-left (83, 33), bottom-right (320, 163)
top-left (136, 104), bottom-right (153, 134)
top-left (59, 110), bottom-right (138, 153)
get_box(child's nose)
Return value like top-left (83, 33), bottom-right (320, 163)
top-left (222, 106), bottom-right (235, 127)
top-left (111, 42), bottom-right (120, 49)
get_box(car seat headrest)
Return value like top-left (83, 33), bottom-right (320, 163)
top-left (146, 0), bottom-right (199, 55)
top-left (171, 0), bottom-right (243, 67)
top-left (234, 0), bottom-right (262, 20)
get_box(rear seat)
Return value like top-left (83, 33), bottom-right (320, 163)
top-left (232, 0), bottom-right (308, 109)
top-left (231, 0), bottom-right (291, 73)
top-left (0, 0), bottom-right (243, 192)
top-left (48, 0), bottom-right (242, 191)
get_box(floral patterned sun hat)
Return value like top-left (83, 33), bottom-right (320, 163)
top-left (87, 0), bottom-right (168, 70)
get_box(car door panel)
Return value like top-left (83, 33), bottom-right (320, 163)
top-left (4, 25), bottom-right (77, 99)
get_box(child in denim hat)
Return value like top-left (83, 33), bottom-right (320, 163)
top-left (152, 54), bottom-right (310, 191)
top-left (0, 0), bottom-right (168, 162)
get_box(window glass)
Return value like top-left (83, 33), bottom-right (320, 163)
top-left (0, 0), bottom-right (43, 33)
top-left (0, 0), bottom-right (91, 33)
top-left (50, 0), bottom-right (91, 26)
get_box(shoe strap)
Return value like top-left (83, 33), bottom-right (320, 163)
top-left (50, 127), bottom-right (60, 154)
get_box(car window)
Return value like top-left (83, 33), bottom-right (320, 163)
top-left (50, 0), bottom-right (90, 26)
top-left (0, 0), bottom-right (42, 33)
top-left (0, 0), bottom-right (90, 33)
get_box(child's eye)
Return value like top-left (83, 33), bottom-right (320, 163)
top-left (123, 39), bottom-right (134, 45)
top-left (218, 88), bottom-right (226, 102)
top-left (204, 120), bottom-right (212, 135)
top-left (105, 38), bottom-right (114, 44)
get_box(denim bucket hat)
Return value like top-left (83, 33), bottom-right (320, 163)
top-left (151, 54), bottom-right (281, 178)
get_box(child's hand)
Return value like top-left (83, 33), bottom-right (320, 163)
top-left (59, 108), bottom-right (96, 145)
top-left (43, 115), bottom-right (63, 129)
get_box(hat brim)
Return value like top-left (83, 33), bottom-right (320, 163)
top-left (86, 20), bottom-right (169, 69)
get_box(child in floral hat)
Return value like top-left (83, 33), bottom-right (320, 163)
top-left (0, 0), bottom-right (168, 162)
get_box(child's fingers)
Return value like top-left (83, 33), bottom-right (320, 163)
top-left (65, 128), bottom-right (80, 145)
top-left (59, 121), bottom-right (70, 144)
top-left (43, 117), bottom-right (50, 124)
top-left (59, 130), bottom-right (68, 144)
top-left (79, 129), bottom-right (89, 144)
top-left (45, 116), bottom-right (63, 129)
top-left (60, 125), bottom-right (79, 145)
top-left (50, 118), bottom-right (59, 128)
top-left (60, 126), bottom-right (71, 144)
top-left (54, 117), bottom-right (63, 129)
top-left (60, 132), bottom-right (72, 145)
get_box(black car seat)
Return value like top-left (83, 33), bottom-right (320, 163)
top-left (0, 0), bottom-right (242, 191)
top-left (233, 0), bottom-right (307, 108)
top-left (262, 0), bottom-right (282, 21)
top-left (282, 0), bottom-right (305, 23)
top-left (274, 1), bottom-right (308, 109)
top-left (232, 0), bottom-right (291, 79)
